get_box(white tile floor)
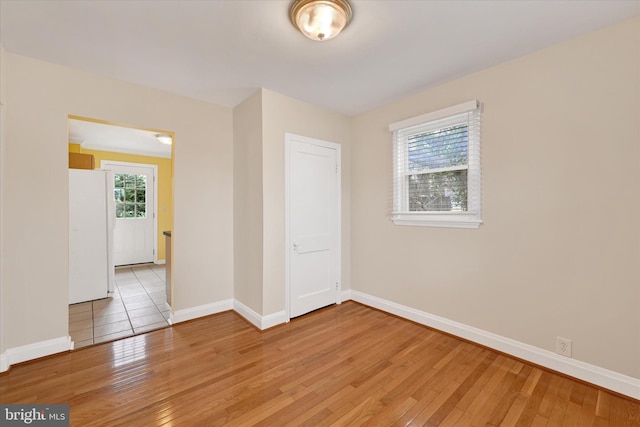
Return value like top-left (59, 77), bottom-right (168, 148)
top-left (69, 264), bottom-right (170, 348)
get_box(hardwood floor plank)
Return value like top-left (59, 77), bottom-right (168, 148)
top-left (515, 370), bottom-right (551, 426)
top-left (0, 302), bottom-right (638, 426)
top-left (501, 392), bottom-right (531, 426)
top-left (485, 364), bottom-right (535, 425)
top-left (577, 386), bottom-right (599, 426)
top-left (537, 373), bottom-right (562, 419)
top-left (438, 406), bottom-right (465, 427)
top-left (453, 356), bottom-right (518, 425)
top-left (364, 396), bottom-right (418, 426)
top-left (425, 352), bottom-right (497, 425)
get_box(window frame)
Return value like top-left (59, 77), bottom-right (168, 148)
top-left (389, 100), bottom-right (482, 229)
top-left (113, 172), bottom-right (148, 219)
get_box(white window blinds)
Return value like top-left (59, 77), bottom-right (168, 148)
top-left (390, 100), bottom-right (482, 228)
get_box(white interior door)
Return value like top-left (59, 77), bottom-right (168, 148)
top-left (102, 161), bottom-right (156, 266)
top-left (286, 134), bottom-right (341, 319)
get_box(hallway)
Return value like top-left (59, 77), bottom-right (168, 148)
top-left (68, 264), bottom-right (170, 348)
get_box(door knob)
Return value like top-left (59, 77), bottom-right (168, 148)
top-left (293, 242), bottom-right (299, 253)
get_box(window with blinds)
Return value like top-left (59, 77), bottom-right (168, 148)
top-left (389, 100), bottom-right (482, 228)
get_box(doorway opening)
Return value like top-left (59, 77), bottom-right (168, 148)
top-left (67, 115), bottom-right (174, 348)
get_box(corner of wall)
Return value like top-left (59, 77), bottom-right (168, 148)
top-left (233, 299), bottom-right (287, 330)
top-left (232, 90), bottom-right (265, 315)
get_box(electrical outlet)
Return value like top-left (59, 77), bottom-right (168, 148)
top-left (556, 337), bottom-right (572, 357)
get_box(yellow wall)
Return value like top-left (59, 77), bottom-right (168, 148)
top-left (69, 143), bottom-right (172, 261)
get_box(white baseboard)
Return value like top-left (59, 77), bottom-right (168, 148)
top-left (262, 310), bottom-right (287, 329)
top-left (233, 300), bottom-right (287, 330)
top-left (6, 293), bottom-right (636, 399)
top-left (348, 290), bottom-right (640, 400)
top-left (0, 336), bottom-right (72, 373)
top-left (154, 260), bottom-right (166, 265)
top-left (233, 300), bottom-right (262, 329)
top-left (171, 299), bottom-right (233, 324)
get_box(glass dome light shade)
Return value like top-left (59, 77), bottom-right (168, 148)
top-left (290, 0), bottom-right (353, 41)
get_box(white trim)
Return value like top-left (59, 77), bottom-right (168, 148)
top-left (170, 299), bottom-right (233, 324)
top-left (82, 143), bottom-right (171, 159)
top-left (391, 214), bottom-right (482, 228)
top-left (234, 300), bottom-right (289, 330)
top-left (154, 259), bottom-right (166, 265)
top-left (389, 100), bottom-right (479, 132)
top-left (233, 300), bottom-right (262, 329)
top-left (100, 160), bottom-right (159, 264)
top-left (285, 136), bottom-right (292, 320)
top-left (5, 294), bottom-right (637, 399)
top-left (262, 311), bottom-right (288, 329)
top-left (349, 290), bottom-right (640, 400)
top-left (284, 133), bottom-right (342, 321)
top-left (391, 105), bottom-right (482, 229)
top-left (0, 336), bottom-right (73, 372)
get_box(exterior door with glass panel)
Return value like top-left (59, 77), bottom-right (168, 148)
top-left (102, 161), bottom-right (156, 266)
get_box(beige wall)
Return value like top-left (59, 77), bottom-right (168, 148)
top-left (233, 91), bottom-right (264, 313)
top-left (232, 89), bottom-right (351, 317)
top-left (1, 52), bottom-right (234, 350)
top-left (2, 16), bottom-right (637, 382)
top-left (351, 17), bottom-right (640, 378)
top-left (261, 89), bottom-right (352, 315)
top-left (0, 43), bottom-right (6, 356)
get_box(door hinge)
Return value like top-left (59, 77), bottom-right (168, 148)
top-left (153, 249), bottom-right (155, 255)
top-left (336, 165), bottom-right (338, 173)
top-left (336, 282), bottom-right (339, 290)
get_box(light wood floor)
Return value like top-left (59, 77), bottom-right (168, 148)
top-left (1, 302), bottom-right (638, 426)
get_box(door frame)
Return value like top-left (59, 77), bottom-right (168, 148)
top-left (284, 133), bottom-right (342, 321)
top-left (101, 160), bottom-right (159, 265)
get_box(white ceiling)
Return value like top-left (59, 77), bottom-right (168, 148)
top-left (69, 119), bottom-right (172, 159)
top-left (1, 1), bottom-right (639, 117)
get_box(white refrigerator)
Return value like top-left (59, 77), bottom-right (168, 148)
top-left (69, 169), bottom-right (115, 304)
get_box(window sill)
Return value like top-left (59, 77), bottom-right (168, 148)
top-left (391, 213), bottom-right (482, 229)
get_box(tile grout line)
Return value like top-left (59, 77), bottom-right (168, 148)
top-left (94, 267), bottom-right (135, 343)
top-left (72, 264), bottom-right (169, 347)
top-left (129, 264), bottom-right (169, 333)
top-left (143, 265), bottom-right (170, 327)
top-left (118, 267), bottom-right (136, 337)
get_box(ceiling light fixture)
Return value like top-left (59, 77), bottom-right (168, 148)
top-left (155, 134), bottom-right (172, 145)
top-left (289, 0), bottom-right (353, 42)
